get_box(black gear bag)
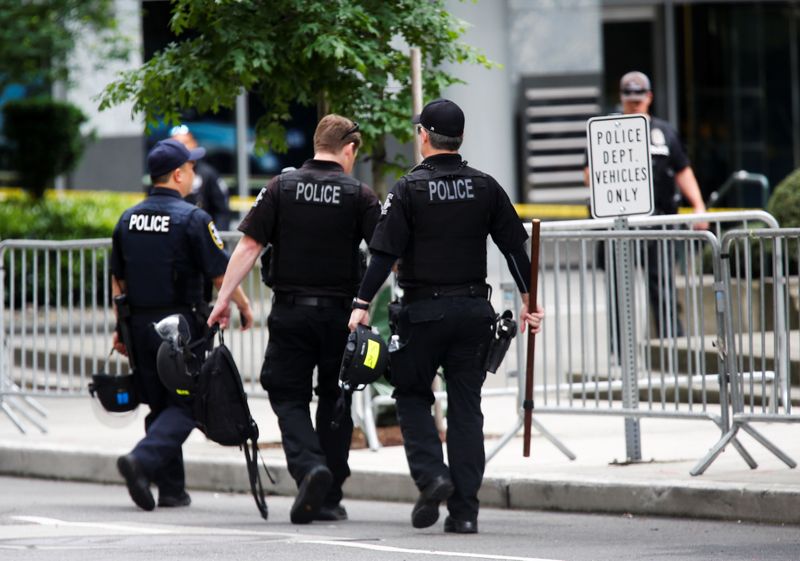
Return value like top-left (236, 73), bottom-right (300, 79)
top-left (193, 325), bottom-right (271, 520)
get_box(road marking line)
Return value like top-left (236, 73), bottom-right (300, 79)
top-left (8, 516), bottom-right (567, 560)
top-left (299, 539), bottom-right (566, 561)
top-left (12, 516), bottom-right (173, 534)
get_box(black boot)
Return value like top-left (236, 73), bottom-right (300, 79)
top-left (411, 475), bottom-right (454, 529)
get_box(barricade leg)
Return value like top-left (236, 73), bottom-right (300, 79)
top-left (730, 437), bottom-right (758, 470)
top-left (0, 372), bottom-right (48, 434)
top-left (531, 417), bottom-right (577, 460)
top-left (360, 385), bottom-right (381, 452)
top-left (0, 399), bottom-right (26, 433)
top-left (21, 395), bottom-right (47, 418)
top-left (6, 396), bottom-right (47, 433)
top-left (485, 416), bottom-right (522, 462)
top-left (485, 410), bottom-right (576, 463)
top-left (738, 421), bottom-right (797, 468)
top-left (690, 425), bottom-right (740, 475)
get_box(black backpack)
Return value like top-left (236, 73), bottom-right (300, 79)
top-left (193, 327), bottom-right (270, 520)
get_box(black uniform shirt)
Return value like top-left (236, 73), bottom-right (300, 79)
top-left (111, 187), bottom-right (229, 309)
top-left (185, 160), bottom-right (231, 230)
top-left (649, 117), bottom-right (690, 215)
top-left (239, 159), bottom-right (380, 297)
top-left (369, 153), bottom-right (527, 288)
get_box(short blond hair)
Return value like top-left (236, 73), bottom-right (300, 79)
top-left (314, 114), bottom-right (362, 153)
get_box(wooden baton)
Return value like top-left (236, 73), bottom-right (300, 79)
top-left (523, 219), bottom-right (541, 457)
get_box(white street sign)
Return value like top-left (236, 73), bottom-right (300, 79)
top-left (587, 114), bottom-right (653, 219)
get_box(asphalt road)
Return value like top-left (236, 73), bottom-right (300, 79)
top-left (0, 476), bottom-right (797, 561)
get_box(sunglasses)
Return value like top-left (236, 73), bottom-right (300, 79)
top-left (621, 89), bottom-right (649, 97)
top-left (340, 122), bottom-right (360, 140)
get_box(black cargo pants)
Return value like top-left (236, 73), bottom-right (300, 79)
top-left (390, 296), bottom-right (495, 522)
top-left (260, 300), bottom-right (352, 507)
top-left (129, 312), bottom-right (202, 498)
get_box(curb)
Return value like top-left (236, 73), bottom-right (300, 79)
top-left (1, 444), bottom-right (798, 525)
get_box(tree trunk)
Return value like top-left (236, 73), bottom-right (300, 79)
top-left (317, 91), bottom-right (330, 120)
top-left (370, 135), bottom-right (389, 199)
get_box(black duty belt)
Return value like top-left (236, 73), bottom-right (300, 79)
top-left (402, 284), bottom-right (490, 304)
top-left (273, 293), bottom-right (350, 309)
top-left (130, 304), bottom-right (201, 316)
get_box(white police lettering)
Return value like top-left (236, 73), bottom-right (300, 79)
top-left (295, 182), bottom-right (342, 205)
top-left (650, 128), bottom-right (670, 157)
top-left (381, 192), bottom-right (394, 215)
top-left (427, 178), bottom-right (474, 202)
top-left (253, 186), bottom-right (267, 208)
top-left (128, 213), bottom-right (170, 233)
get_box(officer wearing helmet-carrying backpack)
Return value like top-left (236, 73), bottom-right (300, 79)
top-left (208, 114), bottom-right (380, 524)
top-left (348, 99), bottom-right (544, 534)
top-left (111, 139), bottom-right (253, 512)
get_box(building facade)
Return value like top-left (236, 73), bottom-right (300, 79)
top-left (2, 0), bottom-right (798, 207)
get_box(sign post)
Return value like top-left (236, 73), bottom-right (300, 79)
top-left (587, 114), bottom-right (653, 462)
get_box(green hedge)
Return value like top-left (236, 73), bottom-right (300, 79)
top-left (0, 191), bottom-right (135, 240)
top-left (755, 168), bottom-right (800, 276)
top-left (767, 168), bottom-right (800, 228)
top-left (1, 190), bottom-right (141, 307)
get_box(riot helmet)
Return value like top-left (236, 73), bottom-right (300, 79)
top-left (154, 314), bottom-right (202, 398)
top-left (89, 349), bottom-right (140, 427)
top-left (89, 371), bottom-right (139, 413)
top-left (339, 324), bottom-right (389, 392)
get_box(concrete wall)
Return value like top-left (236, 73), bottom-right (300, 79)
top-left (508, 0), bottom-right (603, 78)
top-left (67, 0), bottom-right (144, 191)
top-left (441, 1), bottom-right (604, 202)
top-left (441, 0), bottom-right (516, 200)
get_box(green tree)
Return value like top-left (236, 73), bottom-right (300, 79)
top-left (3, 98), bottom-right (89, 199)
top-left (99, 0), bottom-right (494, 194)
top-left (0, 0), bottom-right (129, 91)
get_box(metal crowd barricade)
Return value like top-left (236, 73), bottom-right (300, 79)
top-left (692, 228), bottom-right (800, 474)
top-left (0, 234), bottom-right (269, 434)
top-left (0, 239), bottom-right (121, 433)
top-left (484, 210), bottom-right (779, 467)
top-left (0, 231), bottom-right (381, 447)
top-left (5, 209), bottom-right (795, 476)
top-left (217, 231), bottom-right (271, 397)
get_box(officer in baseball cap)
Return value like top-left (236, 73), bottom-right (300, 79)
top-left (349, 98), bottom-right (544, 534)
top-left (110, 138), bottom-right (253, 512)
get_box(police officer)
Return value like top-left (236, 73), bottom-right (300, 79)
top-left (348, 99), bottom-right (543, 534)
top-left (584, 71), bottom-right (707, 336)
top-left (171, 124), bottom-right (232, 230)
top-left (207, 114), bottom-right (380, 524)
top-left (111, 138), bottom-right (253, 511)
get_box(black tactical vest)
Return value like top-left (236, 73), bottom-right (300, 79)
top-left (269, 167), bottom-right (363, 294)
top-left (399, 162), bottom-right (492, 286)
top-left (119, 199), bottom-right (205, 309)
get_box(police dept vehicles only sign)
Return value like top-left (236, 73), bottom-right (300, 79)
top-left (587, 114), bottom-right (653, 219)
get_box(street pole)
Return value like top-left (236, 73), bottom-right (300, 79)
top-left (411, 47), bottom-right (423, 165)
top-left (235, 90), bottom-right (249, 199)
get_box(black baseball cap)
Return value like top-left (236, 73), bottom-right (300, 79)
top-left (620, 71), bottom-right (651, 101)
top-left (412, 98), bottom-right (465, 138)
top-left (147, 138), bottom-right (206, 177)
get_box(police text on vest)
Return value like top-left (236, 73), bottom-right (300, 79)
top-left (129, 213), bottom-right (170, 233)
top-left (296, 182), bottom-right (342, 205)
top-left (428, 178), bottom-right (474, 202)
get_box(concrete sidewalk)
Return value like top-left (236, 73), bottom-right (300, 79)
top-left (0, 393), bottom-right (798, 525)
